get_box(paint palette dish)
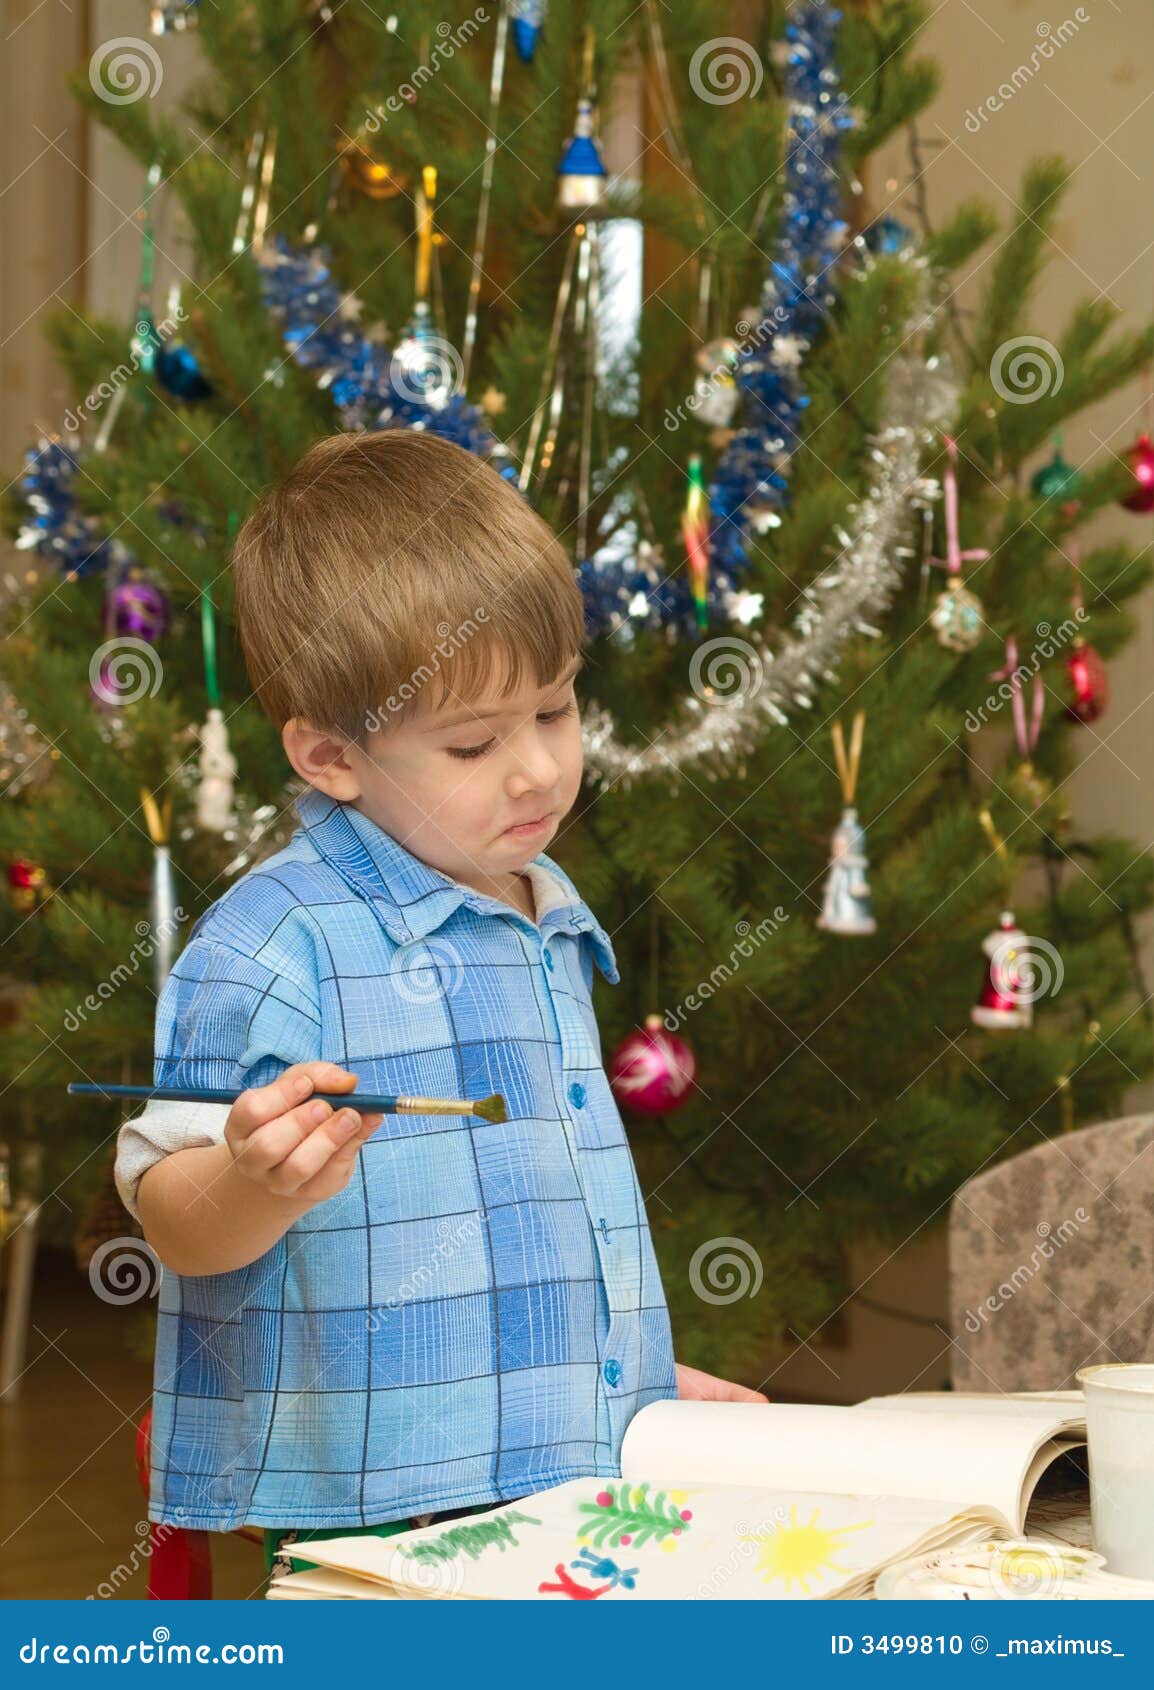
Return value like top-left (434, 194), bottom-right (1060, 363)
top-left (267, 1391), bottom-right (1095, 1601)
top-left (875, 1539), bottom-right (1154, 1602)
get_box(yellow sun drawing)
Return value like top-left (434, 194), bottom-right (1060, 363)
top-left (745, 1506), bottom-right (875, 1595)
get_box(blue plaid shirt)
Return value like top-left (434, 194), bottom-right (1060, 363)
top-left (141, 787), bottom-right (676, 1531)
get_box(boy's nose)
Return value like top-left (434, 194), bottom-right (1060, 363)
top-left (507, 741), bottom-right (561, 795)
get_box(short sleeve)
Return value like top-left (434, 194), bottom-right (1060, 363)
top-left (152, 935), bottom-right (323, 1090)
top-left (114, 932), bottom-right (323, 1221)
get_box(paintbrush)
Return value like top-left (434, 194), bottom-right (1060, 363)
top-left (67, 1082), bottom-right (508, 1124)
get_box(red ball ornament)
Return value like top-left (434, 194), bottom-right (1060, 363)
top-left (1065, 640), bottom-right (1109, 725)
top-left (608, 1014), bottom-right (697, 1116)
top-left (1119, 432), bottom-right (1154, 513)
top-left (7, 857), bottom-right (48, 911)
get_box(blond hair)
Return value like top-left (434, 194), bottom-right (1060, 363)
top-left (233, 430), bottom-right (585, 741)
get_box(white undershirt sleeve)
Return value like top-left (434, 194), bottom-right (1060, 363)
top-left (115, 1100), bottom-right (232, 1223)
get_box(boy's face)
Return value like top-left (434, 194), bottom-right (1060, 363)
top-left (312, 655), bottom-right (585, 902)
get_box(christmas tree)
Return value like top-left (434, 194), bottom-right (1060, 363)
top-left (2, 0), bottom-right (1150, 1378)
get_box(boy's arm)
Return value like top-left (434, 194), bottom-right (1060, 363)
top-left (137, 1143), bottom-right (308, 1277)
top-left (124, 930), bottom-right (376, 1276)
top-left (135, 1065), bottom-right (374, 1276)
top-left (675, 1362), bottom-right (769, 1403)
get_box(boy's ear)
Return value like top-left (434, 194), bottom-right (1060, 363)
top-left (282, 718), bottom-right (362, 801)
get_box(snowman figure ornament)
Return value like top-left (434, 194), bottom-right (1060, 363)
top-left (196, 706), bottom-right (237, 833)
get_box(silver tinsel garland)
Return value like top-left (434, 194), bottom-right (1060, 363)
top-left (581, 264), bottom-right (958, 788)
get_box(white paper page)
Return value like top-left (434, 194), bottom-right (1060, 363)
top-left (620, 1400), bottom-right (1073, 1528)
top-left (861, 1391), bottom-right (1084, 1425)
top-left (284, 1477), bottom-right (976, 1601)
top-left (266, 1566), bottom-right (402, 1600)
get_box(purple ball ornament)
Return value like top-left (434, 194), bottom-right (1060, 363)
top-left (109, 577), bottom-right (171, 642)
top-left (90, 577), bottom-right (170, 711)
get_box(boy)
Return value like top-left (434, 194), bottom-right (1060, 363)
top-left (115, 430), bottom-right (763, 1583)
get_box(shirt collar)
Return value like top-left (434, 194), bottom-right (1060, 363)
top-left (292, 787), bottom-right (619, 983)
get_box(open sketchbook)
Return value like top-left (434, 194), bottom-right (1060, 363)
top-left (266, 1391), bottom-right (1086, 1602)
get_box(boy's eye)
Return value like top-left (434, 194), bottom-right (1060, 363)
top-left (445, 698), bottom-right (577, 760)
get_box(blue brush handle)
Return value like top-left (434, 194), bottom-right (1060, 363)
top-left (69, 1083), bottom-right (418, 1113)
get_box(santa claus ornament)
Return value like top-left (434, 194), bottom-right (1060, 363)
top-left (971, 911), bottom-right (1035, 1030)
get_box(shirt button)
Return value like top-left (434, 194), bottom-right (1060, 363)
top-left (568, 1081), bottom-right (586, 1109)
top-left (603, 1358), bottom-right (622, 1388)
top-left (543, 948), bottom-right (555, 972)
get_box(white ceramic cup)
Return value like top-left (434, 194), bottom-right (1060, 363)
top-left (1077, 1363), bottom-right (1154, 1579)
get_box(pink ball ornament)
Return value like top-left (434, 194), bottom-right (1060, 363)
top-left (1119, 432), bottom-right (1154, 514)
top-left (1065, 641), bottom-right (1109, 725)
top-left (90, 655), bottom-right (121, 713)
top-left (608, 1013), bottom-right (697, 1117)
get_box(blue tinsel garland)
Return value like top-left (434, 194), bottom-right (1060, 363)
top-left (705, 3), bottom-right (854, 593)
top-left (15, 3), bottom-right (852, 643)
top-left (258, 236), bottom-right (516, 476)
top-left (14, 438), bottom-right (128, 578)
top-left (579, 1), bottom-right (855, 640)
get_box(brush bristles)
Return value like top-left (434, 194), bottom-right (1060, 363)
top-left (393, 1093), bottom-right (508, 1123)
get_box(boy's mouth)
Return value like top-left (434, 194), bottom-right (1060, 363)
top-left (502, 813), bottom-right (553, 839)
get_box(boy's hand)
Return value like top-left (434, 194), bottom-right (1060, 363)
top-left (224, 1061), bottom-right (383, 1206)
top-left (675, 1362), bottom-right (769, 1404)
